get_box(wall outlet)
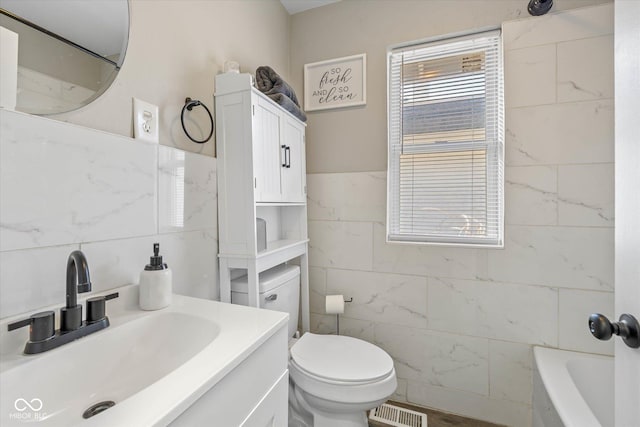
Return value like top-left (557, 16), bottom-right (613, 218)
top-left (133, 98), bottom-right (159, 143)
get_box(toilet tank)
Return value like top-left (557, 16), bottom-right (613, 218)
top-left (231, 264), bottom-right (300, 338)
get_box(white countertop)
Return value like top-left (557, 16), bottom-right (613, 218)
top-left (0, 284), bottom-right (289, 426)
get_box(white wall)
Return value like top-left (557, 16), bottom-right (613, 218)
top-left (52, 0), bottom-right (290, 157)
top-left (290, 0), bottom-right (611, 174)
top-left (0, 0), bottom-right (290, 317)
top-left (295, 4), bottom-right (614, 426)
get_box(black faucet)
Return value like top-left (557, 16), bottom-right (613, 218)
top-left (7, 250), bottom-right (119, 355)
top-left (62, 250), bottom-right (92, 331)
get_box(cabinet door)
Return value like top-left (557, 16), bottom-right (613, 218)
top-left (239, 371), bottom-right (288, 427)
top-left (281, 116), bottom-right (306, 203)
top-left (253, 98), bottom-right (282, 203)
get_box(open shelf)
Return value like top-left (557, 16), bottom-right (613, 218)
top-left (219, 239), bottom-right (308, 274)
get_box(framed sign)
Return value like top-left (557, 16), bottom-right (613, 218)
top-left (304, 53), bottom-right (366, 112)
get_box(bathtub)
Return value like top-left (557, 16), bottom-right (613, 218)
top-left (533, 347), bottom-right (614, 427)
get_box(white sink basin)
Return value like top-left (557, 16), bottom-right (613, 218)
top-left (1, 312), bottom-right (218, 425)
top-left (0, 285), bottom-right (288, 426)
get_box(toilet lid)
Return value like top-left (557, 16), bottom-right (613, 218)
top-left (290, 333), bottom-right (394, 383)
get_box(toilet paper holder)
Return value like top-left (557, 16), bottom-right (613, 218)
top-left (336, 297), bottom-right (352, 335)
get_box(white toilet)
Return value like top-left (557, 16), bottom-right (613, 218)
top-left (231, 264), bottom-right (397, 427)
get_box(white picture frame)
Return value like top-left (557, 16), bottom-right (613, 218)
top-left (304, 53), bottom-right (366, 112)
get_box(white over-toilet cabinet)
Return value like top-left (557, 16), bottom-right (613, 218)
top-left (215, 73), bottom-right (310, 333)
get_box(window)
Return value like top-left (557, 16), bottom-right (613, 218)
top-left (387, 30), bottom-right (504, 247)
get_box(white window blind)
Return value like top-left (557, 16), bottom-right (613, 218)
top-left (387, 30), bottom-right (504, 246)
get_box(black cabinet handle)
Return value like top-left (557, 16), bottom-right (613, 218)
top-left (285, 146), bottom-right (291, 168)
top-left (281, 145), bottom-right (287, 167)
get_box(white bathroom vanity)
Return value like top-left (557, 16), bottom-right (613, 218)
top-left (0, 285), bottom-right (289, 427)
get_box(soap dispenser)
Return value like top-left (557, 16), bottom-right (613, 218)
top-left (139, 243), bottom-right (172, 310)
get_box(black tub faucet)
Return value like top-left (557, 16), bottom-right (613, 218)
top-left (61, 250), bottom-right (92, 331)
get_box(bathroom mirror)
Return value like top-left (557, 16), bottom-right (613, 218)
top-left (0, 0), bottom-right (129, 115)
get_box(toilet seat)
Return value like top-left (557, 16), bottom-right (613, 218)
top-left (289, 333), bottom-right (397, 405)
top-left (290, 333), bottom-right (394, 383)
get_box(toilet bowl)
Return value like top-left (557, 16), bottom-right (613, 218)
top-left (231, 265), bottom-right (397, 427)
top-left (288, 333), bottom-right (397, 427)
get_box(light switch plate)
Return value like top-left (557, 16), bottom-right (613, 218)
top-left (133, 98), bottom-right (159, 143)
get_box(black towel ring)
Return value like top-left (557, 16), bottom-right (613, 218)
top-left (181, 97), bottom-right (214, 144)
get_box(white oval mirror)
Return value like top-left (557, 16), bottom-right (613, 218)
top-left (0, 0), bottom-right (129, 115)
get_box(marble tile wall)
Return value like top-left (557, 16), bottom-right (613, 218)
top-left (305, 5), bottom-right (614, 427)
top-left (0, 109), bottom-right (218, 319)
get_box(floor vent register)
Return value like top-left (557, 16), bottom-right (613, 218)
top-left (369, 403), bottom-right (428, 427)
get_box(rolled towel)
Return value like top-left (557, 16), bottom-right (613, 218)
top-left (256, 66), bottom-right (301, 108)
top-left (268, 93), bottom-right (307, 122)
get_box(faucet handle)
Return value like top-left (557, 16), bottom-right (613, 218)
top-left (105, 292), bottom-right (119, 301)
top-left (7, 318), bottom-right (30, 331)
top-left (7, 311), bottom-right (55, 342)
top-left (86, 292), bottom-right (119, 323)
